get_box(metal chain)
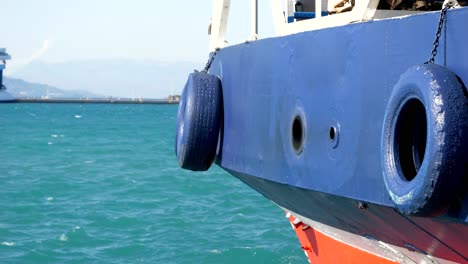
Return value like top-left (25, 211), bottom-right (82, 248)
top-left (425, 2), bottom-right (454, 64)
top-left (202, 48), bottom-right (220, 73)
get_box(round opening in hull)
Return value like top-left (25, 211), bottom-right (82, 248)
top-left (292, 115), bottom-right (305, 155)
top-left (329, 127), bottom-right (336, 141)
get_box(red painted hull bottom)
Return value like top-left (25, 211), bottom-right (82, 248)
top-left (285, 211), bottom-right (462, 264)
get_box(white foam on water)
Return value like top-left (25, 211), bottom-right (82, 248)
top-left (46, 196), bottom-right (54, 201)
top-left (74, 115), bottom-right (82, 119)
top-left (210, 249), bottom-right (221, 254)
top-left (72, 226), bottom-right (80, 231)
top-left (59, 234), bottom-right (68, 241)
top-left (48, 142), bottom-right (53, 145)
top-left (51, 134), bottom-right (58, 138)
top-left (1, 242), bottom-right (15, 246)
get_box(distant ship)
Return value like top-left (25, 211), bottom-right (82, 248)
top-left (176, 0), bottom-right (468, 263)
top-left (0, 48), bottom-right (14, 102)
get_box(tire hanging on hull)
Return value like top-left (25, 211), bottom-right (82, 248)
top-left (175, 72), bottom-right (223, 171)
top-left (381, 64), bottom-right (468, 216)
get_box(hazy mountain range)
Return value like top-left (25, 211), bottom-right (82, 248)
top-left (7, 59), bottom-right (203, 98)
top-left (4, 77), bottom-right (102, 98)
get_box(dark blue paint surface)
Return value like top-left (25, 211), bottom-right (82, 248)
top-left (211, 8), bottom-right (468, 212)
top-left (206, 8), bottom-right (468, 260)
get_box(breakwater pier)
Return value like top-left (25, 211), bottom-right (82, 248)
top-left (10, 98), bottom-right (179, 104)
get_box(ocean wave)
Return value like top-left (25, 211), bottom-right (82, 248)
top-left (0, 104), bottom-right (305, 263)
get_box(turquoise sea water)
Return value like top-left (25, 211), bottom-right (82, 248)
top-left (0, 103), bottom-right (306, 264)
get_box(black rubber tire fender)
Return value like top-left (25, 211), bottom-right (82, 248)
top-left (381, 64), bottom-right (468, 216)
top-left (175, 72), bottom-right (222, 171)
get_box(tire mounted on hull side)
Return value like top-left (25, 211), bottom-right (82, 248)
top-left (175, 72), bottom-right (222, 171)
top-left (381, 64), bottom-right (468, 216)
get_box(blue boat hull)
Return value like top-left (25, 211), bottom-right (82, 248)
top-left (209, 8), bottom-right (468, 262)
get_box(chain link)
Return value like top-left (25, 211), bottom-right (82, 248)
top-left (425, 3), bottom-right (454, 64)
top-left (202, 48), bottom-right (220, 73)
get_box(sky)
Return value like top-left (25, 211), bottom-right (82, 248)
top-left (1, 0), bottom-right (276, 72)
